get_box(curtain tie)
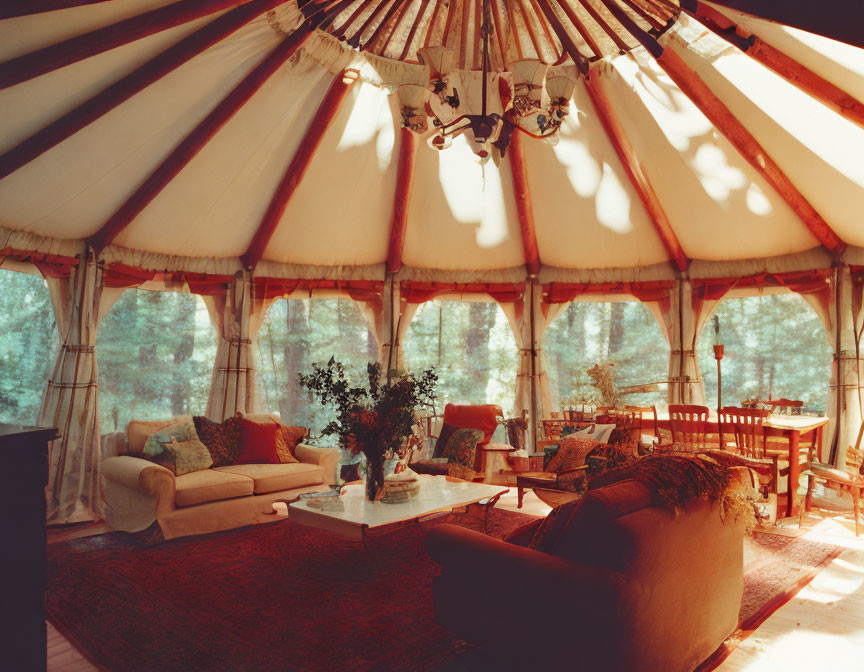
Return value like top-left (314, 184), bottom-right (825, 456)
top-left (62, 344), bottom-right (95, 353)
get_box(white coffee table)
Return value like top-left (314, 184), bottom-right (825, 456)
top-left (288, 474), bottom-right (509, 550)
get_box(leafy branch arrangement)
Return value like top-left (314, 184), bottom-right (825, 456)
top-left (298, 358), bottom-right (438, 464)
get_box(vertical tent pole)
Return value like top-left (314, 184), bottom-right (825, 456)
top-left (528, 277), bottom-right (538, 453)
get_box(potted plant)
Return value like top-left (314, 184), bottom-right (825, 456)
top-left (299, 359), bottom-right (437, 501)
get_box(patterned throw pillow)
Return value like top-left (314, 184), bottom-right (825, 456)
top-left (147, 438), bottom-right (213, 476)
top-left (546, 437), bottom-right (601, 473)
top-left (193, 415), bottom-right (241, 467)
top-left (143, 416), bottom-right (198, 456)
top-left (443, 428), bottom-right (484, 481)
top-left (277, 424), bottom-right (308, 463)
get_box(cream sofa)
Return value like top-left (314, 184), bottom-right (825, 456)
top-left (100, 415), bottom-right (338, 540)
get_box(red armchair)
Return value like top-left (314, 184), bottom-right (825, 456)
top-left (426, 476), bottom-right (745, 671)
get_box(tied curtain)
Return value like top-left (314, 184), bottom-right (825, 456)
top-left (205, 272), bottom-right (273, 421)
top-left (39, 255), bottom-right (123, 524)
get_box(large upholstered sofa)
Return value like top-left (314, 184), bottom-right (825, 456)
top-left (100, 414), bottom-right (338, 540)
top-left (426, 475), bottom-right (747, 671)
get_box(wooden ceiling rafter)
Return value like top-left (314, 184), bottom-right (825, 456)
top-left (385, 127), bottom-right (418, 274)
top-left (86, 0), bottom-right (357, 254)
top-left (504, 0), bottom-right (525, 59)
top-left (421, 0), bottom-right (445, 48)
top-left (604, 6), bottom-right (847, 254)
top-left (473, 0), bottom-right (482, 69)
top-left (515, 0), bottom-right (545, 61)
top-left (0, 0), bottom-right (286, 181)
top-left (346, 0), bottom-right (392, 47)
top-left (458, 0), bottom-right (472, 68)
top-left (583, 68), bottom-right (688, 271)
top-left (0, 0), bottom-right (115, 20)
top-left (580, 0), bottom-right (631, 52)
top-left (397, 0), bottom-right (430, 60)
top-left (557, 0), bottom-right (603, 58)
top-left (381, 0), bottom-right (416, 55)
top-left (683, 1), bottom-right (864, 131)
top-left (619, 0), bottom-right (667, 32)
top-left (362, 0), bottom-right (408, 52)
top-left (507, 132), bottom-right (541, 276)
top-left (241, 74), bottom-right (356, 269)
top-left (0, 0), bottom-right (256, 90)
top-left (488, 0), bottom-right (509, 70)
top-left (526, 0), bottom-right (566, 64)
top-left (331, 0), bottom-right (375, 39)
top-left (537, 0), bottom-right (589, 73)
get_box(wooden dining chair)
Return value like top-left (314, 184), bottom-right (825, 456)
top-left (625, 405), bottom-right (660, 454)
top-left (711, 407), bottom-right (781, 521)
top-left (668, 404), bottom-right (710, 452)
top-left (800, 420), bottom-right (864, 536)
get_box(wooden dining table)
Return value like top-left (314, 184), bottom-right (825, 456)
top-left (652, 413), bottom-right (830, 518)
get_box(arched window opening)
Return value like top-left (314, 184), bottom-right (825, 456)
top-left (696, 293), bottom-right (831, 412)
top-left (402, 300), bottom-right (517, 414)
top-left (543, 300), bottom-right (669, 410)
top-left (257, 297), bottom-right (378, 434)
top-left (0, 268), bottom-right (58, 424)
top-left (97, 289), bottom-right (218, 434)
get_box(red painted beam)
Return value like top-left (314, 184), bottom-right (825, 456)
top-left (386, 128), bottom-right (417, 274)
top-left (583, 69), bottom-right (688, 271)
top-left (535, 0), bottom-right (589, 74)
top-left (657, 47), bottom-right (846, 254)
top-left (87, 20), bottom-right (321, 254)
top-left (241, 75), bottom-right (354, 269)
top-left (685, 2), bottom-right (864, 130)
top-left (507, 132), bottom-right (541, 277)
top-left (0, 0), bottom-right (284, 181)
top-left (0, 0), bottom-right (251, 90)
top-left (0, 0), bottom-right (111, 19)
top-left (597, 8), bottom-right (846, 254)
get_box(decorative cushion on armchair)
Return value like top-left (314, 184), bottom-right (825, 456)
top-left (443, 428), bottom-right (485, 481)
top-left (414, 404), bottom-right (503, 476)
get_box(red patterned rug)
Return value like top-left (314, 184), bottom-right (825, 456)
top-left (47, 516), bottom-right (843, 672)
top-left (46, 510), bottom-right (535, 672)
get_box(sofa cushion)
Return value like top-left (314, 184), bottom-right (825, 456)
top-left (143, 416), bottom-right (199, 456)
top-left (174, 469), bottom-right (254, 507)
top-left (126, 418), bottom-right (179, 454)
top-left (146, 439), bottom-right (213, 476)
top-left (235, 417), bottom-right (281, 465)
top-left (193, 415), bottom-right (242, 467)
top-left (214, 463), bottom-right (325, 494)
top-left (277, 425), bottom-right (308, 463)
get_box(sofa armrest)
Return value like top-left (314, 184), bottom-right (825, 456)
top-left (101, 432), bottom-right (127, 459)
top-left (295, 444), bottom-right (338, 485)
top-left (425, 523), bottom-right (624, 601)
top-left (101, 456), bottom-right (176, 516)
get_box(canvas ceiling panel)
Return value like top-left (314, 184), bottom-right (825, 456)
top-left (115, 58), bottom-right (332, 257)
top-left (604, 52), bottom-right (819, 260)
top-left (665, 16), bottom-right (864, 247)
top-left (705, 1), bottom-right (864, 103)
top-left (401, 134), bottom-right (525, 270)
top-left (0, 0), bottom-right (177, 61)
top-left (0, 14), bottom-right (216, 155)
top-left (261, 82), bottom-right (398, 267)
top-left (0, 13), bottom-right (285, 242)
top-left (527, 81), bottom-right (669, 270)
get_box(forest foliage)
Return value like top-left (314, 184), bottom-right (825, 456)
top-left (0, 270), bottom-right (834, 434)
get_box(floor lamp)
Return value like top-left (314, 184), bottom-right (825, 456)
top-left (713, 316), bottom-right (724, 447)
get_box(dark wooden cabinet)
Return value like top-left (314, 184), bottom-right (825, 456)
top-left (0, 424), bottom-right (55, 672)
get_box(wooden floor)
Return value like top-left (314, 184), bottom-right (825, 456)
top-left (46, 491), bottom-right (864, 672)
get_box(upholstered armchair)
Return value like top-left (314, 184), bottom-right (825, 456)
top-left (426, 476), bottom-right (746, 671)
top-left (411, 403), bottom-right (512, 481)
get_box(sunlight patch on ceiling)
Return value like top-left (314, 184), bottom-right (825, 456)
top-left (437, 134), bottom-right (509, 249)
top-left (336, 83), bottom-right (394, 171)
top-left (711, 50), bottom-right (864, 189)
top-left (595, 163), bottom-right (633, 234)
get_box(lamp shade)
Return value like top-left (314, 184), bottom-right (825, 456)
top-left (417, 46), bottom-right (455, 78)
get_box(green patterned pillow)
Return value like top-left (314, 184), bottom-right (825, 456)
top-left (149, 438), bottom-right (213, 476)
top-left (143, 415), bottom-right (198, 456)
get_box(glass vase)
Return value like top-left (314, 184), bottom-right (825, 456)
top-left (365, 456), bottom-right (386, 502)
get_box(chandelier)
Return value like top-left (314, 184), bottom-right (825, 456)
top-left (395, 0), bottom-right (578, 163)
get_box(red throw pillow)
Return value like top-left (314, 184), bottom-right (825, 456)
top-left (235, 417), bottom-right (281, 465)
